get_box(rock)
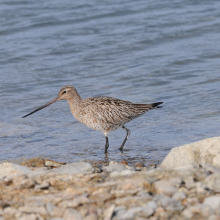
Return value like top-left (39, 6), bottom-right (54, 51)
top-left (160, 136), bottom-right (220, 168)
top-left (203, 195), bottom-right (220, 210)
top-left (109, 170), bottom-right (135, 177)
top-left (203, 173), bottom-right (220, 192)
top-left (49, 218), bottom-right (65, 220)
top-left (0, 162), bottom-right (32, 178)
top-left (17, 214), bottom-right (37, 220)
top-left (155, 195), bottom-right (183, 212)
top-left (140, 202), bottom-right (156, 218)
top-left (18, 206), bottom-right (48, 216)
top-left (59, 195), bottom-right (90, 208)
top-left (63, 208), bottom-right (82, 220)
top-left (51, 162), bottom-right (94, 174)
top-left (34, 182), bottom-right (50, 191)
top-left (103, 161), bottom-right (135, 173)
top-left (182, 208), bottom-right (193, 219)
top-left (154, 180), bottom-right (178, 196)
top-left (172, 192), bottom-right (186, 201)
top-left (103, 204), bottom-right (115, 220)
top-left (202, 164), bottom-right (220, 174)
top-left (117, 207), bottom-right (142, 220)
top-left (3, 207), bottom-right (18, 216)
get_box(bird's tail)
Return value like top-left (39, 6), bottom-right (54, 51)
top-left (133, 102), bottom-right (163, 111)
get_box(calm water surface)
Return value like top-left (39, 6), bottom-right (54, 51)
top-left (1, 0), bottom-right (220, 164)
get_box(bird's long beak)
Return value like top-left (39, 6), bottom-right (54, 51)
top-left (22, 96), bottom-right (60, 118)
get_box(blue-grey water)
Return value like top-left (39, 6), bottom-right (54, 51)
top-left (1, 0), bottom-right (220, 165)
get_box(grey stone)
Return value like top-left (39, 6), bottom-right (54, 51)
top-left (172, 192), bottom-right (186, 201)
top-left (103, 161), bottom-right (135, 173)
top-left (17, 214), bottom-right (37, 220)
top-left (155, 195), bottom-right (183, 212)
top-left (109, 170), bottom-right (135, 177)
top-left (203, 195), bottom-right (220, 210)
top-left (46, 202), bottom-right (56, 216)
top-left (18, 206), bottom-right (48, 216)
top-left (182, 208), bottom-right (193, 219)
top-left (118, 207), bottom-right (142, 220)
top-left (3, 207), bottom-right (18, 216)
top-left (203, 173), bottom-right (220, 192)
top-left (202, 164), bottom-right (220, 174)
top-left (103, 204), bottom-right (115, 220)
top-left (0, 162), bottom-right (32, 178)
top-left (35, 182), bottom-right (50, 191)
top-left (59, 195), bottom-right (90, 208)
top-left (51, 162), bottom-right (94, 174)
top-left (160, 136), bottom-right (220, 168)
top-left (63, 208), bottom-right (82, 220)
top-left (140, 205), bottom-right (154, 218)
top-left (49, 219), bottom-right (65, 220)
top-left (154, 180), bottom-right (178, 196)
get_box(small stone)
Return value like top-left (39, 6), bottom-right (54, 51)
top-left (85, 214), bottom-right (97, 220)
top-left (46, 202), bottom-right (56, 215)
top-left (103, 204), bottom-right (115, 220)
top-left (140, 205), bottom-right (154, 217)
top-left (118, 207), bottom-right (142, 220)
top-left (155, 195), bottom-right (183, 212)
top-left (18, 178), bottom-right (35, 189)
top-left (49, 218), bottom-right (65, 220)
top-left (50, 207), bottom-right (65, 217)
top-left (204, 173), bottom-right (220, 192)
top-left (172, 192), bottom-right (186, 201)
top-left (51, 162), bottom-right (94, 174)
top-left (59, 195), bottom-right (90, 208)
top-left (63, 208), bottom-right (82, 220)
top-left (35, 182), bottom-right (50, 191)
top-left (154, 180), bottom-right (178, 196)
top-left (17, 214), bottom-right (37, 220)
top-left (182, 208), bottom-right (193, 219)
top-left (109, 170), bottom-right (135, 177)
top-left (3, 207), bottom-right (18, 216)
top-left (0, 162), bottom-right (32, 178)
top-left (203, 195), bottom-right (220, 210)
top-left (18, 206), bottom-right (48, 216)
top-left (103, 161), bottom-right (135, 173)
top-left (208, 215), bottom-right (218, 220)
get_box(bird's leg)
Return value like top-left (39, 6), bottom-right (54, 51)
top-left (105, 134), bottom-right (109, 154)
top-left (119, 126), bottom-right (131, 152)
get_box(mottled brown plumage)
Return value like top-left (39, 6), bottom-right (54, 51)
top-left (22, 85), bottom-right (163, 153)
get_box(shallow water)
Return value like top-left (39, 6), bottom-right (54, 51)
top-left (1, 0), bottom-right (220, 164)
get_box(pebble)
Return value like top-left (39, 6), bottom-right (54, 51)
top-left (1, 157), bottom-right (220, 220)
top-left (203, 195), bottom-right (220, 210)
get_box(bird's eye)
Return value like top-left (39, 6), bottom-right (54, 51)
top-left (62, 91), bottom-right (67, 94)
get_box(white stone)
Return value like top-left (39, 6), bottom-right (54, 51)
top-left (109, 170), bottom-right (135, 177)
top-left (103, 204), bottom-right (115, 220)
top-left (154, 180), bottom-right (178, 196)
top-left (63, 208), bottom-right (82, 220)
top-left (0, 162), bottom-right (32, 178)
top-left (172, 192), bottom-right (186, 201)
top-left (103, 161), bottom-right (135, 173)
top-left (118, 207), bottom-right (142, 220)
top-left (18, 206), bottom-right (48, 216)
top-left (160, 136), bottom-right (220, 168)
top-left (51, 162), bottom-right (94, 174)
top-left (203, 195), bottom-right (220, 210)
top-left (17, 214), bottom-right (37, 220)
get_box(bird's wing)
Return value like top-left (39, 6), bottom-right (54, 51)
top-left (83, 97), bottom-right (144, 125)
